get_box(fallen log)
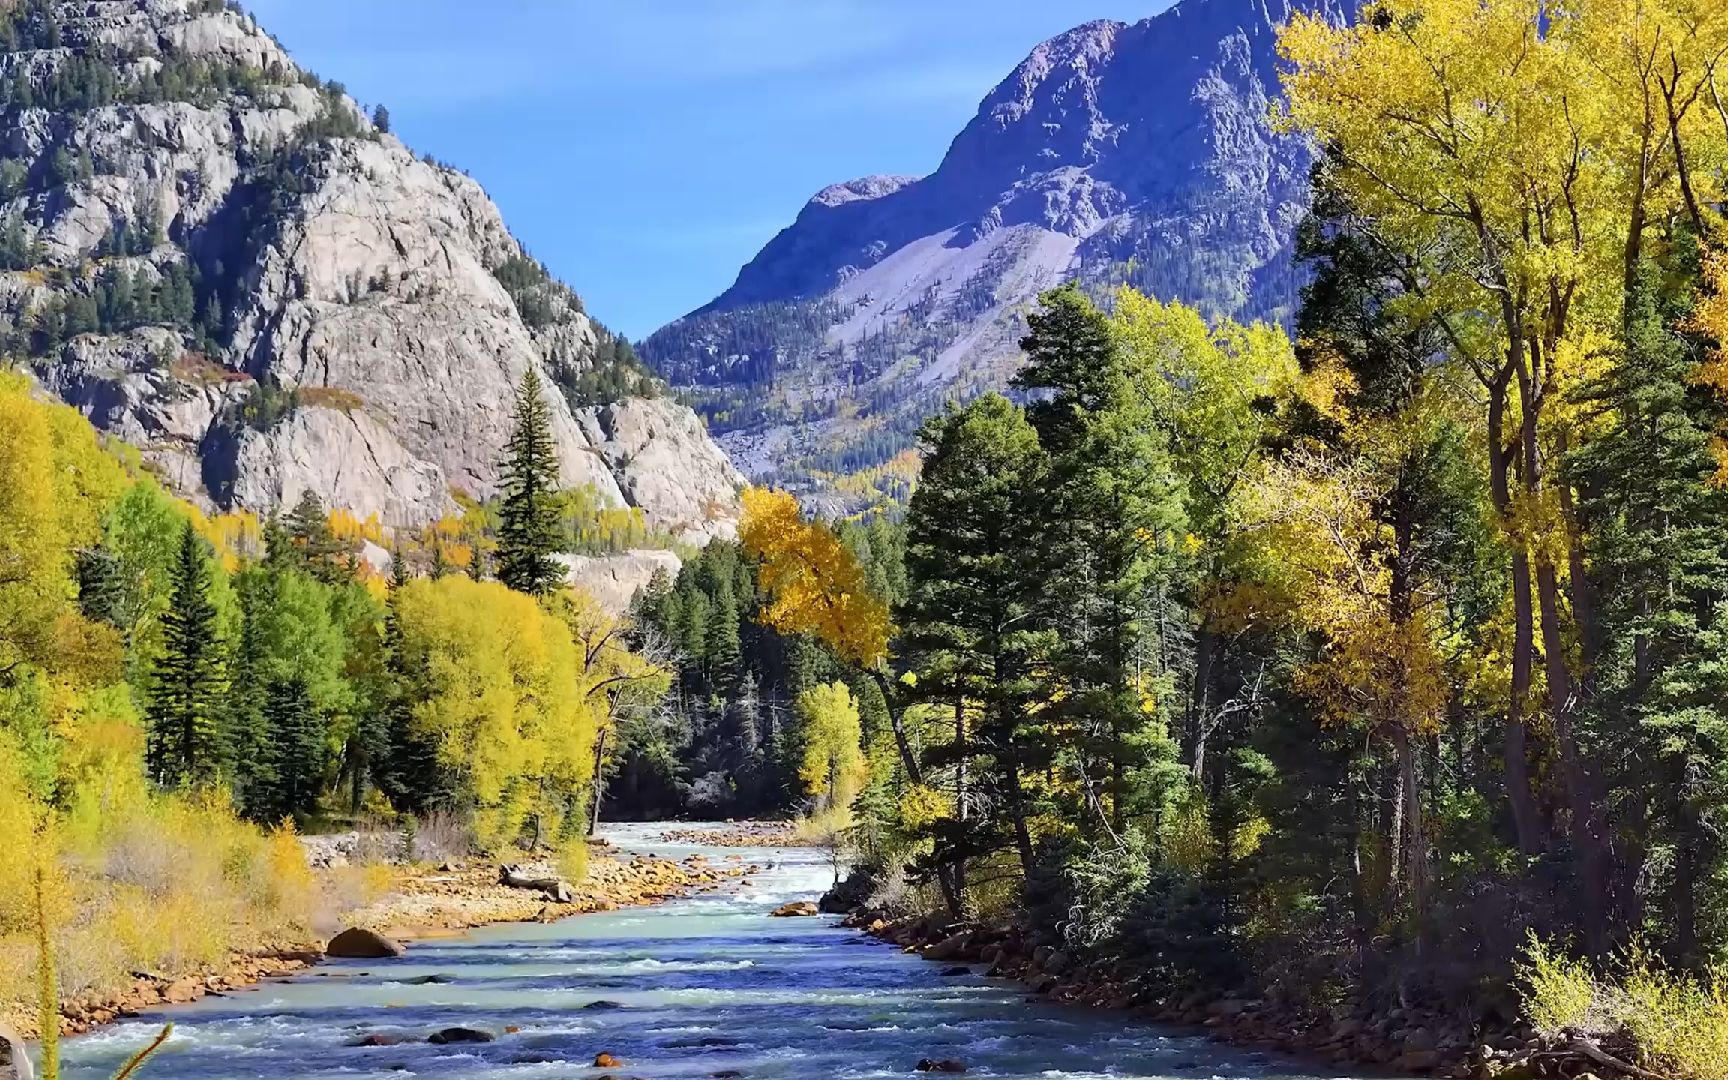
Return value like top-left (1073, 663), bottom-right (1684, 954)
top-left (1557, 1041), bottom-right (1666, 1080)
top-left (498, 865), bottom-right (574, 903)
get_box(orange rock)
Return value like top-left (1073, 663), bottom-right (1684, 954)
top-left (594, 1052), bottom-right (624, 1067)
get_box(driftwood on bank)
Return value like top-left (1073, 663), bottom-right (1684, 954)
top-left (497, 865), bottom-right (574, 903)
top-left (1543, 1040), bottom-right (1666, 1080)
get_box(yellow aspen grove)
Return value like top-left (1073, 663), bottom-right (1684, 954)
top-left (796, 680), bottom-right (869, 814)
top-left (1278, 0), bottom-right (1728, 950)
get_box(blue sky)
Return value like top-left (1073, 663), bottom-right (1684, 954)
top-left (245, 0), bottom-right (1163, 339)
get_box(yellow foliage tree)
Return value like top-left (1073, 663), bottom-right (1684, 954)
top-left (390, 575), bottom-right (601, 851)
top-left (1276, 0), bottom-right (1728, 941)
top-left (739, 488), bottom-right (890, 667)
top-left (797, 680), bottom-right (868, 814)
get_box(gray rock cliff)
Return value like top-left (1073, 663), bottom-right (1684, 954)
top-left (1, 0), bottom-right (743, 537)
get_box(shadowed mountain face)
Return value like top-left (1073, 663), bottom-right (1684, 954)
top-left (642, 0), bottom-right (1351, 493)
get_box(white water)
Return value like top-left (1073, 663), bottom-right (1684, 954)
top-left (56, 824), bottom-right (1355, 1079)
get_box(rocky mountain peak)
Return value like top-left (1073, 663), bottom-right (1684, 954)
top-left (2, 0), bottom-right (744, 541)
top-left (642, 0), bottom-right (1352, 497)
top-left (954, 18), bottom-right (1125, 177)
top-left (810, 175), bottom-right (921, 209)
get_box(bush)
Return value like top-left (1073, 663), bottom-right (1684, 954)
top-left (1518, 937), bottom-right (1728, 1080)
top-left (1518, 933), bottom-right (1612, 1036)
top-left (1623, 956), bottom-right (1728, 1080)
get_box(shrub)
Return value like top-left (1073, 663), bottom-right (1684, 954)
top-left (1518, 933), bottom-right (1610, 1036)
top-left (1622, 954), bottom-right (1728, 1080)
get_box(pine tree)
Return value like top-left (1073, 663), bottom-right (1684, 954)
top-left (286, 490), bottom-right (344, 584)
top-left (1573, 256), bottom-right (1728, 963)
top-left (901, 393), bottom-right (1054, 881)
top-left (145, 522), bottom-right (227, 787)
top-left (74, 545), bottom-right (126, 628)
top-left (496, 368), bottom-right (565, 596)
top-left (262, 674), bottom-right (324, 820)
top-left (376, 583), bottom-right (448, 815)
top-left (229, 570), bottom-right (274, 817)
top-left (1012, 285), bottom-right (1185, 835)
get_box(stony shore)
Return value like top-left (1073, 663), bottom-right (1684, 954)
top-left (845, 909), bottom-right (1649, 1080)
top-left (34, 847), bottom-right (755, 1039)
top-left (660, 822), bottom-right (822, 848)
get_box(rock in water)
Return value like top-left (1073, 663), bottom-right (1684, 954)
top-left (428, 1028), bottom-right (495, 1045)
top-left (2, 2), bottom-right (743, 544)
top-left (593, 1051), bottom-right (624, 1067)
top-left (770, 900), bottom-right (820, 917)
top-left (0, 1026), bottom-right (32, 1080)
top-left (917, 1059), bottom-right (968, 1073)
top-left (326, 928), bottom-right (406, 959)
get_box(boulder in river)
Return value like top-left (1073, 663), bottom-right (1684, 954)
top-left (346, 1033), bottom-right (411, 1047)
top-left (327, 928), bottom-right (406, 959)
top-left (583, 999), bottom-right (627, 1010)
top-left (0, 1025), bottom-right (33, 1080)
top-left (771, 900), bottom-right (819, 917)
top-left (922, 932), bottom-right (973, 961)
top-left (593, 1051), bottom-right (624, 1066)
top-left (917, 1059), bottom-right (968, 1073)
top-left (428, 1027), bottom-right (495, 1044)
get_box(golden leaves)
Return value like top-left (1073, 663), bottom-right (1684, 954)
top-left (739, 487), bottom-right (891, 669)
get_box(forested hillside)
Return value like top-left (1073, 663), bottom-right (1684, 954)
top-left (0, 365), bottom-right (670, 1034)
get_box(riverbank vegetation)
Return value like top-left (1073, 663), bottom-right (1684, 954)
top-left (0, 366), bottom-right (669, 1036)
top-left (640, 0), bottom-right (1728, 1070)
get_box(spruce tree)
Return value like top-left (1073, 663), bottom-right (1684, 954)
top-left (262, 674), bottom-right (324, 820)
top-left (229, 570), bottom-right (274, 817)
top-left (497, 368), bottom-right (565, 596)
top-left (286, 489), bottom-right (344, 584)
top-left (1012, 284), bottom-right (1184, 834)
top-left (145, 522), bottom-right (227, 787)
top-left (74, 545), bottom-right (126, 628)
top-left (1572, 256), bottom-right (1728, 963)
top-left (901, 393), bottom-right (1054, 880)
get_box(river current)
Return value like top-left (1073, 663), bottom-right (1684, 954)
top-left (58, 824), bottom-right (1350, 1079)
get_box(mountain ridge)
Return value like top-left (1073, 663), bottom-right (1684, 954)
top-left (643, 0), bottom-right (1346, 491)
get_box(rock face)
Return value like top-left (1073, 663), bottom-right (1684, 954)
top-left (556, 549), bottom-right (683, 615)
top-left (2, 0), bottom-right (742, 537)
top-left (642, 0), bottom-right (1352, 491)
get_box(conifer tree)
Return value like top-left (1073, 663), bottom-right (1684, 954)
top-left (145, 522), bottom-right (227, 787)
top-left (497, 368), bottom-right (565, 596)
top-left (286, 490), bottom-right (344, 584)
top-left (73, 545), bottom-right (126, 628)
top-left (1013, 285), bottom-right (1184, 834)
top-left (262, 674), bottom-right (323, 820)
top-left (901, 393), bottom-right (1054, 881)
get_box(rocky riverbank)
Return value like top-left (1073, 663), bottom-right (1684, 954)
top-left (660, 823), bottom-right (822, 848)
top-left (31, 848), bottom-right (755, 1040)
top-left (843, 909), bottom-right (1652, 1080)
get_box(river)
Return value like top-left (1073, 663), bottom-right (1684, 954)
top-left (57, 824), bottom-right (1350, 1079)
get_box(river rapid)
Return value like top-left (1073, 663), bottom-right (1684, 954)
top-left (57, 824), bottom-right (1355, 1079)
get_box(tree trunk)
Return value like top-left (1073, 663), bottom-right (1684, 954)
top-left (587, 724), bottom-right (611, 837)
top-left (869, 667), bottom-right (924, 786)
top-left (1490, 373), bottom-right (1546, 858)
